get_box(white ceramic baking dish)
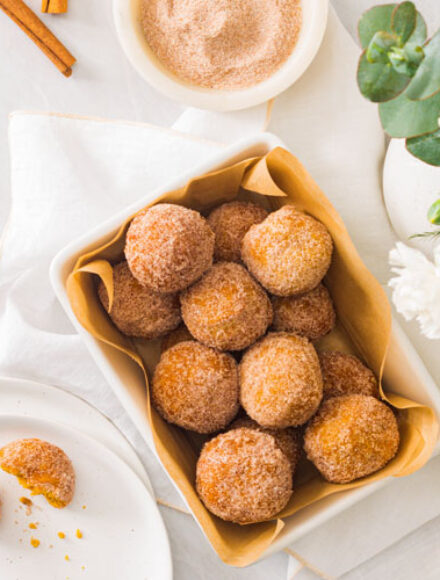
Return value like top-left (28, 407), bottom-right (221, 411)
top-left (50, 133), bottom-right (440, 561)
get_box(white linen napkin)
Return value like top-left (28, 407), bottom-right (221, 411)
top-left (1, 5), bottom-right (439, 580)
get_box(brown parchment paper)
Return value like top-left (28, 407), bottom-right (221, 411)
top-left (66, 147), bottom-right (439, 567)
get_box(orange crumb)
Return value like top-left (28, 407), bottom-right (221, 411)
top-left (19, 497), bottom-right (33, 515)
top-left (29, 522), bottom-right (38, 530)
top-left (65, 554), bottom-right (70, 561)
top-left (75, 529), bottom-right (82, 539)
top-left (30, 537), bottom-right (40, 548)
top-left (58, 531), bottom-right (65, 539)
top-left (81, 505), bottom-right (86, 510)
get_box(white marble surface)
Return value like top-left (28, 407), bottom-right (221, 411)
top-left (0, 2), bottom-right (439, 580)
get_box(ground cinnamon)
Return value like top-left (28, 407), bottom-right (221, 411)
top-left (42, 0), bottom-right (67, 14)
top-left (140, 0), bottom-right (302, 89)
top-left (0, 0), bottom-right (75, 76)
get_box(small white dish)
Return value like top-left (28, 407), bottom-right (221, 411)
top-left (113, 0), bottom-right (329, 111)
top-left (0, 415), bottom-right (172, 580)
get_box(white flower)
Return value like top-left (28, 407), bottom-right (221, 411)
top-left (389, 242), bottom-right (440, 339)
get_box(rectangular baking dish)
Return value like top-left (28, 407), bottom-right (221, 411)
top-left (50, 132), bottom-right (440, 561)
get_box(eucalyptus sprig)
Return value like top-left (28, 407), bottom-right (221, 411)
top-left (410, 198), bottom-right (440, 239)
top-left (357, 2), bottom-right (440, 166)
top-left (428, 198), bottom-right (440, 224)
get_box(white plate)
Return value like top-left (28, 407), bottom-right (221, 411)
top-left (0, 376), bottom-right (152, 493)
top-left (0, 415), bottom-right (172, 580)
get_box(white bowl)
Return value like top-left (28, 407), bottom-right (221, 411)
top-left (113, 0), bottom-right (329, 111)
top-left (50, 133), bottom-right (440, 562)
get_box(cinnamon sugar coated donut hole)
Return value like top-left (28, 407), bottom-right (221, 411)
top-left (304, 394), bottom-right (399, 483)
top-left (207, 201), bottom-right (268, 262)
top-left (0, 438), bottom-right (75, 508)
top-left (196, 428), bottom-right (292, 524)
top-left (180, 262), bottom-right (272, 351)
top-left (319, 351), bottom-right (379, 399)
top-left (98, 262), bottom-right (181, 339)
top-left (241, 205), bottom-right (333, 296)
top-left (272, 283), bottom-right (336, 340)
top-left (124, 203), bottom-right (215, 293)
top-left (152, 341), bottom-right (239, 433)
top-left (230, 417), bottom-right (301, 471)
top-left (161, 324), bottom-right (194, 353)
top-left (239, 332), bottom-right (323, 428)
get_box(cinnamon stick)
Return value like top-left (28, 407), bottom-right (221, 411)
top-left (42, 0), bottom-right (67, 14)
top-left (0, 0), bottom-right (75, 76)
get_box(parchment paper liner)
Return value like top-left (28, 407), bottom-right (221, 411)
top-left (66, 148), bottom-right (439, 567)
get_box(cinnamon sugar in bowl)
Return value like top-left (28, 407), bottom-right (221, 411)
top-left (113, 0), bottom-right (329, 110)
top-left (140, 0), bottom-right (302, 90)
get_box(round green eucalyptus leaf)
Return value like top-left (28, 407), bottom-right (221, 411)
top-left (358, 52), bottom-right (410, 102)
top-left (358, 4), bottom-right (395, 49)
top-left (391, 1), bottom-right (416, 44)
top-left (406, 30), bottom-right (440, 100)
top-left (427, 199), bottom-right (440, 225)
top-left (379, 90), bottom-right (440, 137)
top-left (358, 4), bottom-right (426, 49)
top-left (406, 129), bottom-right (440, 166)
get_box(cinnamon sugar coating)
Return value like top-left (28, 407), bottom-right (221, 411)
top-left (98, 262), bottom-right (181, 339)
top-left (0, 438), bottom-right (75, 508)
top-left (180, 262), bottom-right (272, 351)
top-left (161, 324), bottom-right (194, 353)
top-left (319, 351), bottom-right (379, 399)
top-left (241, 205), bottom-right (333, 296)
top-left (304, 395), bottom-right (399, 483)
top-left (239, 332), bottom-right (323, 428)
top-left (152, 341), bottom-right (239, 433)
top-left (230, 417), bottom-right (301, 472)
top-left (207, 201), bottom-right (268, 262)
top-left (196, 428), bottom-right (292, 524)
top-left (125, 204), bottom-right (215, 293)
top-left (272, 283), bottom-right (336, 340)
